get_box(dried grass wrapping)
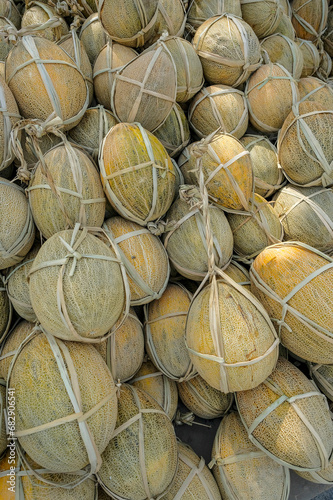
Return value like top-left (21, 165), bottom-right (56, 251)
top-left (21, 2), bottom-right (68, 42)
top-left (5, 242), bottom-right (40, 322)
top-left (99, 122), bottom-right (176, 225)
top-left (211, 412), bottom-right (290, 499)
top-left (111, 43), bottom-right (177, 132)
top-left (97, 384), bottom-right (178, 500)
top-left (131, 359), bottom-right (178, 420)
top-left (240, 135), bottom-right (285, 198)
top-left (0, 178), bottom-right (35, 270)
top-left (0, 320), bottom-right (35, 380)
top-left (236, 357), bottom-right (333, 471)
top-left (192, 14), bottom-right (262, 87)
top-left (240, 0), bottom-right (284, 39)
top-left (187, 0), bottom-right (241, 29)
top-left (8, 328), bottom-right (118, 474)
top-left (188, 84), bottom-right (248, 140)
top-left (245, 63), bottom-right (299, 133)
top-left (5, 36), bottom-right (89, 131)
top-left (28, 143), bottom-right (106, 239)
top-left (291, 0), bottom-right (328, 42)
top-left (273, 184), bottom-right (333, 252)
top-left (79, 13), bottom-right (110, 65)
top-left (29, 227), bottom-right (126, 342)
top-left (277, 101), bottom-right (333, 187)
top-left (0, 74), bottom-right (21, 173)
top-left (260, 34), bottom-right (303, 79)
top-left (178, 373), bottom-right (233, 419)
top-left (15, 129), bottom-right (62, 171)
top-left (163, 441), bottom-right (222, 500)
top-left (250, 242), bottom-right (333, 363)
top-left (103, 216), bottom-right (170, 305)
top-left (98, 0), bottom-right (159, 48)
top-left (298, 76), bottom-right (333, 109)
top-left (93, 40), bottom-right (137, 111)
top-left (186, 277), bottom-right (279, 393)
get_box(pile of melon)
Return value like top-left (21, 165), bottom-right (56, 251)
top-left (0, 0), bottom-right (333, 498)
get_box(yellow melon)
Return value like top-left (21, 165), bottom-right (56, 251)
top-left (21, 2), bottom-right (68, 42)
top-left (298, 76), bottom-right (333, 110)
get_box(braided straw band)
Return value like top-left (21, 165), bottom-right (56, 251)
top-left (188, 86), bottom-right (248, 139)
top-left (250, 241), bottom-right (333, 345)
top-left (99, 122), bottom-right (176, 225)
top-left (208, 420), bottom-right (290, 500)
top-left (131, 370), bottom-right (173, 418)
top-left (6, 35), bottom-right (89, 129)
top-left (28, 223), bottom-right (130, 343)
top-left (277, 104), bottom-right (333, 187)
top-left (97, 385), bottom-right (175, 500)
top-left (144, 283), bottom-right (197, 382)
top-left (0, 179), bottom-right (35, 268)
top-left (7, 326), bottom-right (116, 476)
top-left (0, 275), bottom-right (12, 343)
top-left (103, 222), bottom-right (169, 306)
top-left (26, 139), bottom-right (106, 231)
top-left (193, 14), bottom-right (262, 88)
top-left (240, 135), bottom-right (286, 197)
top-left (292, 0), bottom-right (328, 42)
top-left (236, 377), bottom-right (331, 471)
top-left (185, 139), bottom-right (279, 394)
top-left (309, 364), bottom-right (333, 401)
top-left (98, 0), bottom-right (159, 48)
top-left (179, 377), bottom-right (233, 418)
top-left (245, 63), bottom-right (299, 133)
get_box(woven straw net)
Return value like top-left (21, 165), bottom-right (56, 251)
top-left (236, 356), bottom-right (333, 471)
top-left (21, 2), bottom-right (68, 42)
top-left (277, 101), bottom-right (333, 187)
top-left (177, 373), bottom-right (233, 420)
top-left (187, 0), bottom-right (241, 29)
top-left (226, 193), bottom-right (283, 261)
top-left (250, 242), bottom-right (333, 364)
top-left (98, 0), bottom-right (159, 48)
top-left (186, 134), bottom-right (254, 211)
top-left (292, 0), bottom-right (328, 42)
top-left (188, 84), bottom-right (248, 140)
top-left (131, 359), bottom-right (178, 420)
top-left (99, 122), bottom-right (176, 225)
top-left (154, 103), bottom-right (190, 158)
top-left (273, 184), bottom-right (333, 252)
top-left (0, 274), bottom-right (11, 343)
top-left (68, 106), bottom-right (117, 161)
top-left (164, 195), bottom-right (233, 281)
top-left (5, 241), bottom-right (40, 322)
top-left (186, 277), bottom-right (279, 393)
top-left (163, 441), bottom-right (222, 500)
top-left (0, 74), bottom-right (21, 173)
top-left (245, 63), bottom-right (299, 133)
top-left (261, 34), bottom-right (304, 80)
top-left (8, 328), bottom-right (118, 473)
top-left (28, 142), bottom-right (106, 239)
top-left (0, 320), bottom-right (35, 380)
top-left (97, 384), bottom-right (178, 500)
top-left (240, 135), bottom-right (285, 198)
top-left (95, 308), bottom-right (144, 383)
top-left (111, 43), bottom-right (177, 132)
top-left (192, 14), bottom-right (262, 87)
top-left (144, 282), bottom-right (197, 382)
top-left (240, 0), bottom-right (284, 39)
top-left (211, 411), bottom-right (290, 499)
top-left (103, 216), bottom-right (169, 305)
top-left (150, 0), bottom-right (186, 43)
top-left (5, 35), bottom-right (89, 131)
top-left (296, 38), bottom-right (320, 77)
top-left (0, 178), bottom-right (35, 270)
top-left (29, 226), bottom-right (126, 342)
top-left (79, 13), bottom-right (110, 65)
top-left (298, 76), bottom-right (333, 110)
top-left (93, 40), bottom-right (137, 111)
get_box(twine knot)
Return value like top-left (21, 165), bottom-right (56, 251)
top-left (147, 220), bottom-right (166, 236)
top-left (179, 184), bottom-right (202, 209)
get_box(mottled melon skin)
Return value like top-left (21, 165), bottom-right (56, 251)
top-left (0, 321), bottom-right (35, 381)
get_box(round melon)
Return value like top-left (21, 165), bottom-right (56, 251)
top-left (21, 2), bottom-right (68, 42)
top-left (271, 12), bottom-right (296, 39)
top-left (223, 260), bottom-right (251, 290)
top-left (0, 177), bottom-right (35, 270)
top-left (296, 38), bottom-right (320, 77)
top-left (187, 0), bottom-right (242, 29)
top-left (0, 320), bottom-right (35, 381)
top-left (192, 14), bottom-right (261, 86)
top-left (29, 227), bottom-right (127, 342)
top-left (154, 103), bottom-right (190, 158)
top-left (298, 76), bottom-right (333, 109)
top-left (0, 74), bottom-right (21, 174)
top-left (292, 0), bottom-right (328, 41)
top-left (99, 122), bottom-right (176, 225)
top-left (240, 0), bottom-right (284, 39)
top-left (28, 142), bottom-right (106, 239)
top-left (236, 356), bottom-right (333, 471)
top-left (188, 84), bottom-right (248, 140)
top-left (250, 242), bottom-right (333, 363)
top-left (8, 328), bottom-right (118, 473)
top-left (260, 34), bottom-right (303, 79)
top-left (150, 0), bottom-right (186, 43)
top-left (103, 216), bottom-right (169, 305)
top-left (80, 13), bottom-right (110, 65)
